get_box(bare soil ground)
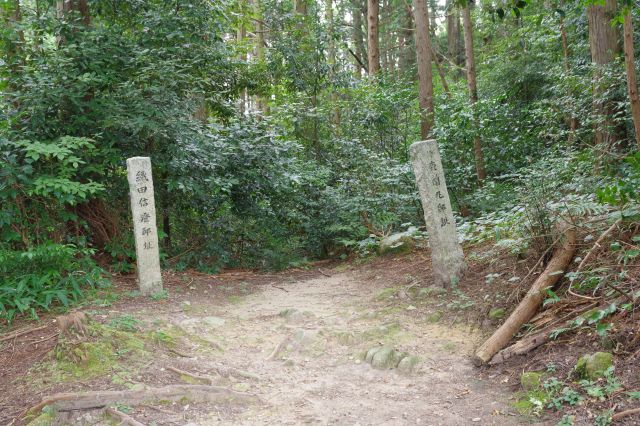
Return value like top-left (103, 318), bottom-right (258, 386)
top-left (0, 250), bottom-right (539, 426)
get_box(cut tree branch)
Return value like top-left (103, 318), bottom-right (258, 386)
top-left (473, 226), bottom-right (577, 365)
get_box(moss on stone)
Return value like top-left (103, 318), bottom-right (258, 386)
top-left (575, 352), bottom-right (613, 380)
top-left (520, 371), bottom-right (544, 391)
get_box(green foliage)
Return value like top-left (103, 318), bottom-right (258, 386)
top-left (0, 244), bottom-right (107, 323)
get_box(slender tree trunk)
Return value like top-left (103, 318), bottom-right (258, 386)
top-left (399, 3), bottom-right (414, 77)
top-left (430, 42), bottom-right (450, 96)
top-left (254, 0), bottom-right (269, 115)
top-left (352, 0), bottom-right (367, 76)
top-left (446, 0), bottom-right (463, 68)
top-left (559, 3), bottom-right (579, 142)
top-left (367, 0), bottom-right (381, 75)
top-left (624, 9), bottom-right (640, 148)
top-left (428, 0), bottom-right (437, 36)
top-left (237, 4), bottom-right (247, 115)
top-left (295, 0), bottom-right (307, 15)
top-left (326, 0), bottom-right (340, 126)
top-left (414, 0), bottom-right (434, 139)
top-left (462, 3), bottom-right (486, 183)
top-left (587, 0), bottom-right (621, 148)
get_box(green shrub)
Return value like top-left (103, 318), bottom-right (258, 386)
top-left (0, 244), bottom-right (108, 323)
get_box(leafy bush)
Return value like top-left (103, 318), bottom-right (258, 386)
top-left (0, 244), bottom-right (107, 323)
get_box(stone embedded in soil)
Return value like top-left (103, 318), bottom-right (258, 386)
top-left (204, 316), bottom-right (226, 328)
top-left (575, 352), bottom-right (613, 380)
top-left (426, 311), bottom-right (443, 323)
top-left (365, 346), bottom-right (382, 363)
top-left (371, 346), bottom-right (401, 369)
top-left (397, 355), bottom-right (421, 374)
top-left (520, 371), bottom-right (544, 390)
top-left (279, 308), bottom-right (316, 325)
top-left (378, 229), bottom-right (417, 255)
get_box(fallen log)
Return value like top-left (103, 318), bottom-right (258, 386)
top-left (489, 301), bottom-right (599, 365)
top-left (473, 226), bottom-right (577, 366)
top-left (28, 384), bottom-right (257, 415)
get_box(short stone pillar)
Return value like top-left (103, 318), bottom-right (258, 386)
top-left (409, 140), bottom-right (466, 286)
top-left (126, 157), bottom-right (163, 296)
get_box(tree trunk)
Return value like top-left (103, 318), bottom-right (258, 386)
top-left (352, 0), bottom-right (367, 76)
top-left (237, 4), bottom-right (247, 115)
top-left (559, 8), bottom-right (579, 142)
top-left (295, 0), bottom-right (307, 15)
top-left (399, 3), bottom-right (414, 77)
top-left (462, 3), bottom-right (486, 183)
top-left (623, 9), bottom-right (640, 148)
top-left (326, 0), bottom-right (340, 126)
top-left (367, 0), bottom-right (381, 75)
top-left (430, 42), bottom-right (450, 96)
top-left (255, 0), bottom-right (269, 115)
top-left (446, 0), bottom-right (462, 67)
top-left (587, 0), bottom-right (621, 147)
top-left (414, 0), bottom-right (435, 139)
top-left (428, 0), bottom-right (437, 36)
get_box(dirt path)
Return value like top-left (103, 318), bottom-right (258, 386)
top-left (153, 269), bottom-right (527, 425)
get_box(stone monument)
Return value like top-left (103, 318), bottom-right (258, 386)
top-left (409, 140), bottom-right (466, 286)
top-left (126, 157), bottom-right (163, 295)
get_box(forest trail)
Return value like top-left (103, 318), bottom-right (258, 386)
top-left (141, 267), bottom-right (529, 425)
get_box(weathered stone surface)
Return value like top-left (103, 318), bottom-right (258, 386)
top-left (575, 352), bottom-right (613, 379)
top-left (371, 346), bottom-right (401, 370)
top-left (397, 355), bottom-right (421, 374)
top-left (378, 228), bottom-right (418, 255)
top-left (364, 346), bottom-right (381, 363)
top-left (426, 311), bottom-right (443, 323)
top-left (520, 371), bottom-right (543, 390)
top-left (280, 309), bottom-right (315, 324)
top-left (409, 140), bottom-right (466, 287)
top-left (204, 316), bottom-right (226, 328)
top-left (126, 157), bottom-right (162, 296)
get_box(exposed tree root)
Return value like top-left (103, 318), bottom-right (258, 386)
top-left (105, 407), bottom-right (146, 426)
top-left (168, 366), bottom-right (213, 384)
top-left (473, 226), bottom-right (577, 365)
top-left (266, 335), bottom-right (291, 361)
top-left (0, 324), bottom-right (49, 342)
top-left (27, 384), bottom-right (258, 415)
top-left (209, 364), bottom-right (260, 381)
top-left (613, 407), bottom-right (640, 421)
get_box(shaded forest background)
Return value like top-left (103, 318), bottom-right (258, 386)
top-left (1, 0), bottom-right (639, 321)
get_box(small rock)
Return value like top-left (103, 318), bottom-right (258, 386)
top-left (204, 316), bottom-right (226, 327)
top-left (426, 311), bottom-right (443, 323)
top-left (371, 346), bottom-right (401, 369)
top-left (575, 352), bottom-right (613, 379)
top-left (406, 305), bottom-right (417, 311)
top-left (365, 346), bottom-right (382, 363)
top-left (378, 230), bottom-right (417, 255)
top-left (472, 418), bottom-right (481, 422)
top-left (397, 355), bottom-right (421, 374)
top-left (232, 382), bottom-right (250, 392)
top-left (520, 371), bottom-right (543, 390)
